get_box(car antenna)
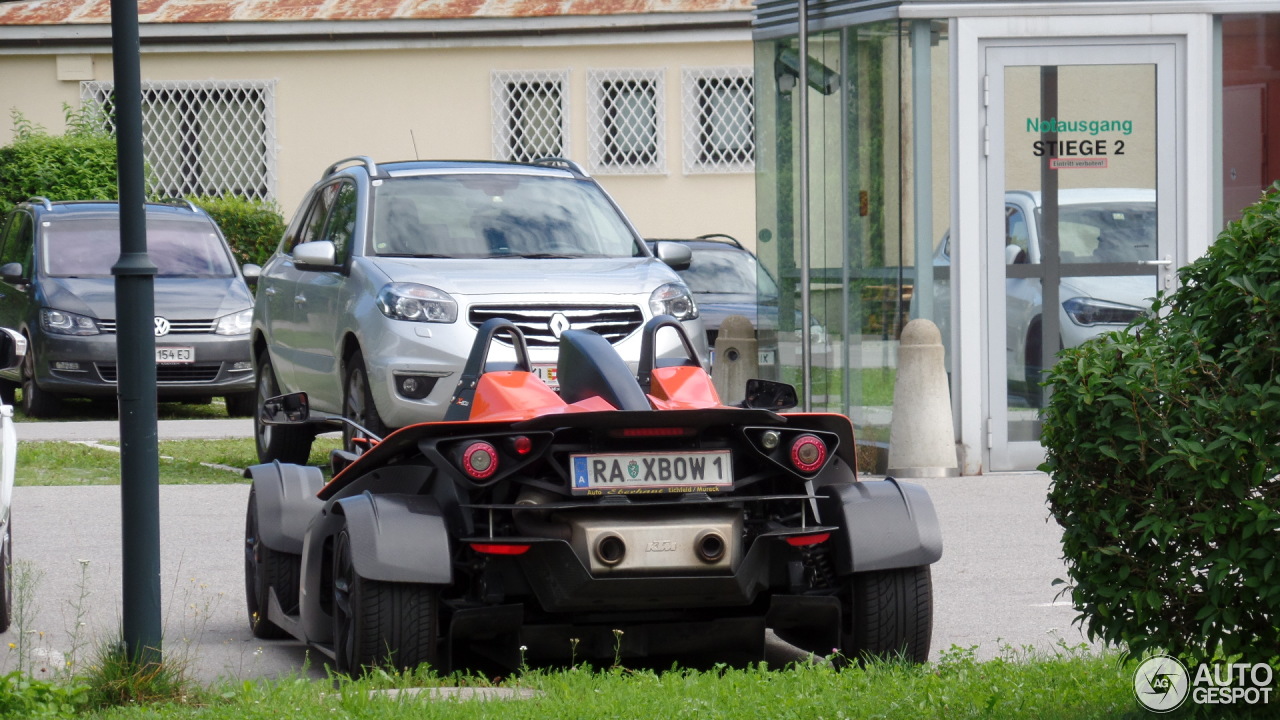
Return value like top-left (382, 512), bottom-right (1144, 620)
top-left (410, 129), bottom-right (420, 160)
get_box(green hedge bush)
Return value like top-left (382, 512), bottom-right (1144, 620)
top-left (1042, 182), bottom-right (1280, 665)
top-left (0, 108), bottom-right (118, 214)
top-left (188, 195), bottom-right (285, 266)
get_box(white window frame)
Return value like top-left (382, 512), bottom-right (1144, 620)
top-left (80, 79), bottom-right (278, 201)
top-left (587, 68), bottom-right (666, 175)
top-left (491, 70), bottom-right (570, 163)
top-left (682, 67), bottom-right (755, 174)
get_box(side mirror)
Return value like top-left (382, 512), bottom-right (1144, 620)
top-left (0, 262), bottom-right (25, 285)
top-left (294, 241), bottom-right (338, 270)
top-left (1005, 244), bottom-right (1027, 265)
top-left (654, 241), bottom-right (692, 271)
top-left (0, 328), bottom-right (27, 374)
top-left (261, 392), bottom-right (310, 424)
top-left (740, 378), bottom-right (798, 411)
top-left (241, 263), bottom-right (262, 289)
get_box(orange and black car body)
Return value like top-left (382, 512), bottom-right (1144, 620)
top-left (245, 317), bottom-right (942, 674)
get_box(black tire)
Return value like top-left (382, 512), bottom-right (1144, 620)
top-left (332, 527), bottom-right (439, 674)
top-left (244, 487), bottom-right (299, 640)
top-left (840, 565), bottom-right (933, 664)
top-left (0, 521), bottom-right (13, 633)
top-left (253, 351), bottom-right (313, 464)
top-left (224, 392), bottom-right (255, 418)
top-left (20, 347), bottom-right (59, 418)
top-left (342, 349), bottom-right (388, 455)
top-left (0, 380), bottom-right (16, 406)
top-left (1024, 319), bottom-right (1045, 408)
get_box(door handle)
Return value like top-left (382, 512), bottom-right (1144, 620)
top-left (263, 286), bottom-right (277, 296)
top-left (1138, 255), bottom-right (1172, 266)
top-left (294, 294), bottom-right (307, 305)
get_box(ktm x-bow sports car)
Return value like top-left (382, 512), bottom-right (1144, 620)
top-left (244, 316), bottom-right (942, 673)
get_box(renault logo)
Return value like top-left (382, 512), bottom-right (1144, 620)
top-left (154, 317), bottom-right (171, 337)
top-left (548, 313), bottom-right (571, 339)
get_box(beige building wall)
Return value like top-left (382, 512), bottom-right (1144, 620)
top-left (0, 37), bottom-right (756, 246)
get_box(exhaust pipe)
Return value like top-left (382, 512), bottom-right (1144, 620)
top-left (594, 533), bottom-right (627, 566)
top-left (694, 530), bottom-right (726, 563)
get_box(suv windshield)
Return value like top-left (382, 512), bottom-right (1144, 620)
top-left (1036, 201), bottom-right (1156, 264)
top-left (43, 217), bottom-right (235, 278)
top-left (371, 174), bottom-right (642, 259)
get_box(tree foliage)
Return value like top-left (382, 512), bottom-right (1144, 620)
top-left (1043, 182), bottom-right (1280, 665)
top-left (0, 106), bottom-right (118, 214)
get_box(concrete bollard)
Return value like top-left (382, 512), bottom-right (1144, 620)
top-left (887, 318), bottom-right (958, 477)
top-left (711, 315), bottom-right (759, 406)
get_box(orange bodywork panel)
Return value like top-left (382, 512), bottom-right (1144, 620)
top-left (645, 365), bottom-right (725, 411)
top-left (468, 371), bottom-right (617, 422)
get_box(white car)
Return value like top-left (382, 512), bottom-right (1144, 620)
top-left (929, 188), bottom-right (1157, 404)
top-left (0, 327), bottom-right (26, 632)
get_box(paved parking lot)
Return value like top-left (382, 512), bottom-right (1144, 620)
top-left (1, 459), bottom-right (1094, 684)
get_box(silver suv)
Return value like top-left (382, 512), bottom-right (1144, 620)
top-left (252, 157), bottom-right (705, 462)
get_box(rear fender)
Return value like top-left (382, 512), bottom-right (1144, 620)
top-left (247, 462), bottom-right (325, 555)
top-left (817, 479), bottom-right (943, 574)
top-left (334, 492), bottom-right (453, 584)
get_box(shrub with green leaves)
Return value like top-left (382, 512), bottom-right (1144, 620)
top-left (1042, 182), bottom-right (1280, 665)
top-left (0, 106), bottom-right (119, 214)
top-left (189, 195), bottom-right (285, 266)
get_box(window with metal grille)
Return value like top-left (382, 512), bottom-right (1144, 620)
top-left (80, 80), bottom-right (277, 200)
top-left (683, 68), bottom-right (754, 174)
top-left (588, 69), bottom-right (665, 174)
top-left (492, 71), bottom-right (569, 162)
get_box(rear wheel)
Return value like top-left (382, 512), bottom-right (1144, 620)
top-left (840, 565), bottom-right (933, 664)
top-left (244, 487), bottom-right (299, 640)
top-left (253, 351), bottom-right (313, 464)
top-left (332, 527), bottom-right (439, 674)
top-left (20, 347), bottom-right (59, 418)
top-left (342, 350), bottom-right (387, 454)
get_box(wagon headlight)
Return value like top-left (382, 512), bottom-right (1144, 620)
top-left (41, 309), bottom-right (100, 336)
top-left (1062, 297), bottom-right (1145, 326)
top-left (377, 283), bottom-right (458, 323)
top-left (214, 308), bottom-right (253, 335)
top-left (648, 282), bottom-right (698, 321)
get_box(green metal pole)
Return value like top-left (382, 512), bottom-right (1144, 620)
top-left (110, 0), bottom-right (162, 664)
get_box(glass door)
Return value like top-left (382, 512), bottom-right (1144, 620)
top-left (985, 43), bottom-right (1178, 470)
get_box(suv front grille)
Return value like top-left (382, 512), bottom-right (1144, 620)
top-left (469, 304), bottom-right (644, 347)
top-left (97, 363), bottom-right (222, 383)
top-left (97, 319), bottom-right (217, 334)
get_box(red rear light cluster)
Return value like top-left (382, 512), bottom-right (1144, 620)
top-left (461, 441), bottom-right (499, 480)
top-left (789, 434), bottom-right (828, 473)
top-left (470, 542), bottom-right (531, 556)
top-left (784, 532), bottom-right (831, 547)
top-left (511, 435), bottom-right (533, 455)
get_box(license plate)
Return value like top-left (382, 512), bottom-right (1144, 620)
top-left (156, 346), bottom-right (194, 363)
top-left (570, 450), bottom-right (732, 496)
top-left (533, 364), bottom-right (559, 389)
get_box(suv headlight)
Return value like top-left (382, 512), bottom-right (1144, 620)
top-left (1062, 297), bottom-right (1145, 326)
top-left (41, 309), bottom-right (100, 336)
top-left (648, 282), bottom-right (698, 321)
top-left (214, 308), bottom-right (253, 336)
top-left (377, 283), bottom-right (458, 323)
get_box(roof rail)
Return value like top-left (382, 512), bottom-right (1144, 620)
top-left (159, 198), bottom-right (199, 212)
top-left (27, 196), bottom-right (53, 211)
top-left (696, 233), bottom-right (744, 249)
top-left (533, 157), bottom-right (588, 177)
top-left (325, 156), bottom-right (379, 179)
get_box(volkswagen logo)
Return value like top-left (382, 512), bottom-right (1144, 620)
top-left (548, 312), bottom-right (572, 339)
top-left (154, 317), bottom-right (171, 337)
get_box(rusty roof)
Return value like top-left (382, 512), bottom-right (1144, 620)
top-left (0, 0), bottom-right (753, 24)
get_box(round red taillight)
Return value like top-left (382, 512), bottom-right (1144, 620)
top-left (462, 441), bottom-right (499, 480)
top-left (512, 435), bottom-right (533, 455)
top-left (789, 434), bottom-right (827, 473)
